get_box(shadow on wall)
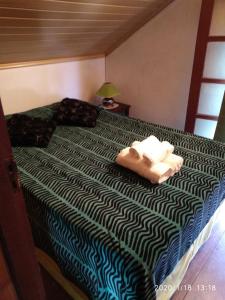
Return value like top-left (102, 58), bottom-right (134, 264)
top-left (1, 88), bottom-right (59, 115)
top-left (75, 60), bottom-right (105, 104)
top-left (0, 57), bottom-right (105, 115)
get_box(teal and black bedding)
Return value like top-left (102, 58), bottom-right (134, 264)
top-left (12, 104), bottom-right (225, 300)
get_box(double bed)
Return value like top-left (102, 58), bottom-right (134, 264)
top-left (11, 103), bottom-right (225, 300)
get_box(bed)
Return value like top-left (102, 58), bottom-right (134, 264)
top-left (11, 103), bottom-right (225, 300)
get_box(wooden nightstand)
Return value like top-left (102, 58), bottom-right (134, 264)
top-left (101, 101), bottom-right (130, 116)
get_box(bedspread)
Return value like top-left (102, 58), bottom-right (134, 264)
top-left (12, 104), bottom-right (225, 300)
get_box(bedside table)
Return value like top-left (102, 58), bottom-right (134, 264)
top-left (101, 101), bottom-right (130, 116)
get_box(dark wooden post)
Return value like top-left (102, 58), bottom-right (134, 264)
top-left (185, 0), bottom-right (215, 133)
top-left (0, 99), bottom-right (46, 300)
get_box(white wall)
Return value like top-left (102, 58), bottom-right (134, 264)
top-left (106, 0), bottom-right (201, 130)
top-left (0, 57), bottom-right (105, 115)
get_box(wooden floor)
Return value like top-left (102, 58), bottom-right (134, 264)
top-left (42, 202), bottom-right (225, 300)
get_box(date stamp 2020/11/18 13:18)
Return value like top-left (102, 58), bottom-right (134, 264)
top-left (155, 284), bottom-right (216, 293)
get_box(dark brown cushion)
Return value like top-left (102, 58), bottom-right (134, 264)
top-left (53, 98), bottom-right (98, 127)
top-left (7, 114), bottom-right (56, 147)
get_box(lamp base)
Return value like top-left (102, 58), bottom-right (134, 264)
top-left (102, 98), bottom-right (114, 106)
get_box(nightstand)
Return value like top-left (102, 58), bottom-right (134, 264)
top-left (101, 101), bottom-right (130, 116)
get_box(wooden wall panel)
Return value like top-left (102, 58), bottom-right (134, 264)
top-left (0, 0), bottom-right (175, 66)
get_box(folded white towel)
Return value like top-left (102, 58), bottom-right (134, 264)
top-left (116, 147), bottom-right (173, 184)
top-left (142, 139), bottom-right (175, 165)
top-left (163, 153), bottom-right (184, 174)
top-left (162, 141), bottom-right (174, 155)
top-left (130, 136), bottom-right (175, 166)
top-left (129, 135), bottom-right (162, 160)
top-left (129, 141), bottom-right (141, 158)
top-left (131, 141), bottom-right (140, 147)
top-left (143, 145), bottom-right (168, 165)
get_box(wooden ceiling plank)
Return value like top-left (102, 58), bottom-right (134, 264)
top-left (0, 33), bottom-right (110, 42)
top-left (0, 0), bottom-right (142, 15)
top-left (0, 35), bottom-right (116, 52)
top-left (0, 31), bottom-right (114, 35)
top-left (0, 41), bottom-right (109, 50)
top-left (0, 26), bottom-right (119, 34)
top-left (0, 28), bottom-right (117, 35)
top-left (0, 0), bottom-right (175, 66)
top-left (37, 0), bottom-right (151, 9)
top-left (0, 8), bottom-right (133, 21)
top-left (0, 18), bottom-right (122, 27)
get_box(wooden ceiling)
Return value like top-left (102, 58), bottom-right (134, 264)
top-left (0, 0), bottom-right (174, 66)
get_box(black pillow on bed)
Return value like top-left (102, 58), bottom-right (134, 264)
top-left (7, 114), bottom-right (56, 147)
top-left (53, 98), bottom-right (98, 127)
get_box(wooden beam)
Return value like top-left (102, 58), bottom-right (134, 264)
top-left (0, 54), bottom-right (105, 70)
top-left (208, 36), bottom-right (225, 42)
top-left (202, 78), bottom-right (225, 84)
top-left (195, 113), bottom-right (218, 121)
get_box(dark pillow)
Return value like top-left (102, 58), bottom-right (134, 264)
top-left (7, 114), bottom-right (56, 147)
top-left (53, 98), bottom-right (98, 127)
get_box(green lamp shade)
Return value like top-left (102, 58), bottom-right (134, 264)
top-left (96, 82), bottom-right (120, 98)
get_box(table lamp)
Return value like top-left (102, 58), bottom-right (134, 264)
top-left (96, 82), bottom-right (120, 106)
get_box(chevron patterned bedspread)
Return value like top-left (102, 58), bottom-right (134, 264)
top-left (12, 105), bottom-right (225, 300)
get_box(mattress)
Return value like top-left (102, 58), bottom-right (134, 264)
top-left (12, 104), bottom-right (225, 300)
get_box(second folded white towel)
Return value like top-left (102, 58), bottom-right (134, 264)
top-left (117, 135), bottom-right (183, 184)
top-left (129, 135), bottom-right (174, 165)
top-left (116, 147), bottom-right (173, 184)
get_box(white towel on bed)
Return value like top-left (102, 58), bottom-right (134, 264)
top-left (163, 153), bottom-right (184, 174)
top-left (116, 147), bottom-right (173, 184)
top-left (162, 141), bottom-right (175, 155)
top-left (130, 136), bottom-right (174, 165)
top-left (129, 136), bottom-right (160, 160)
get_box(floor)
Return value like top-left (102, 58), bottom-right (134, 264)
top-left (42, 202), bottom-right (225, 300)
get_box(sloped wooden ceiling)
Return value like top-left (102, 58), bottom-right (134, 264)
top-left (0, 0), bottom-right (174, 66)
